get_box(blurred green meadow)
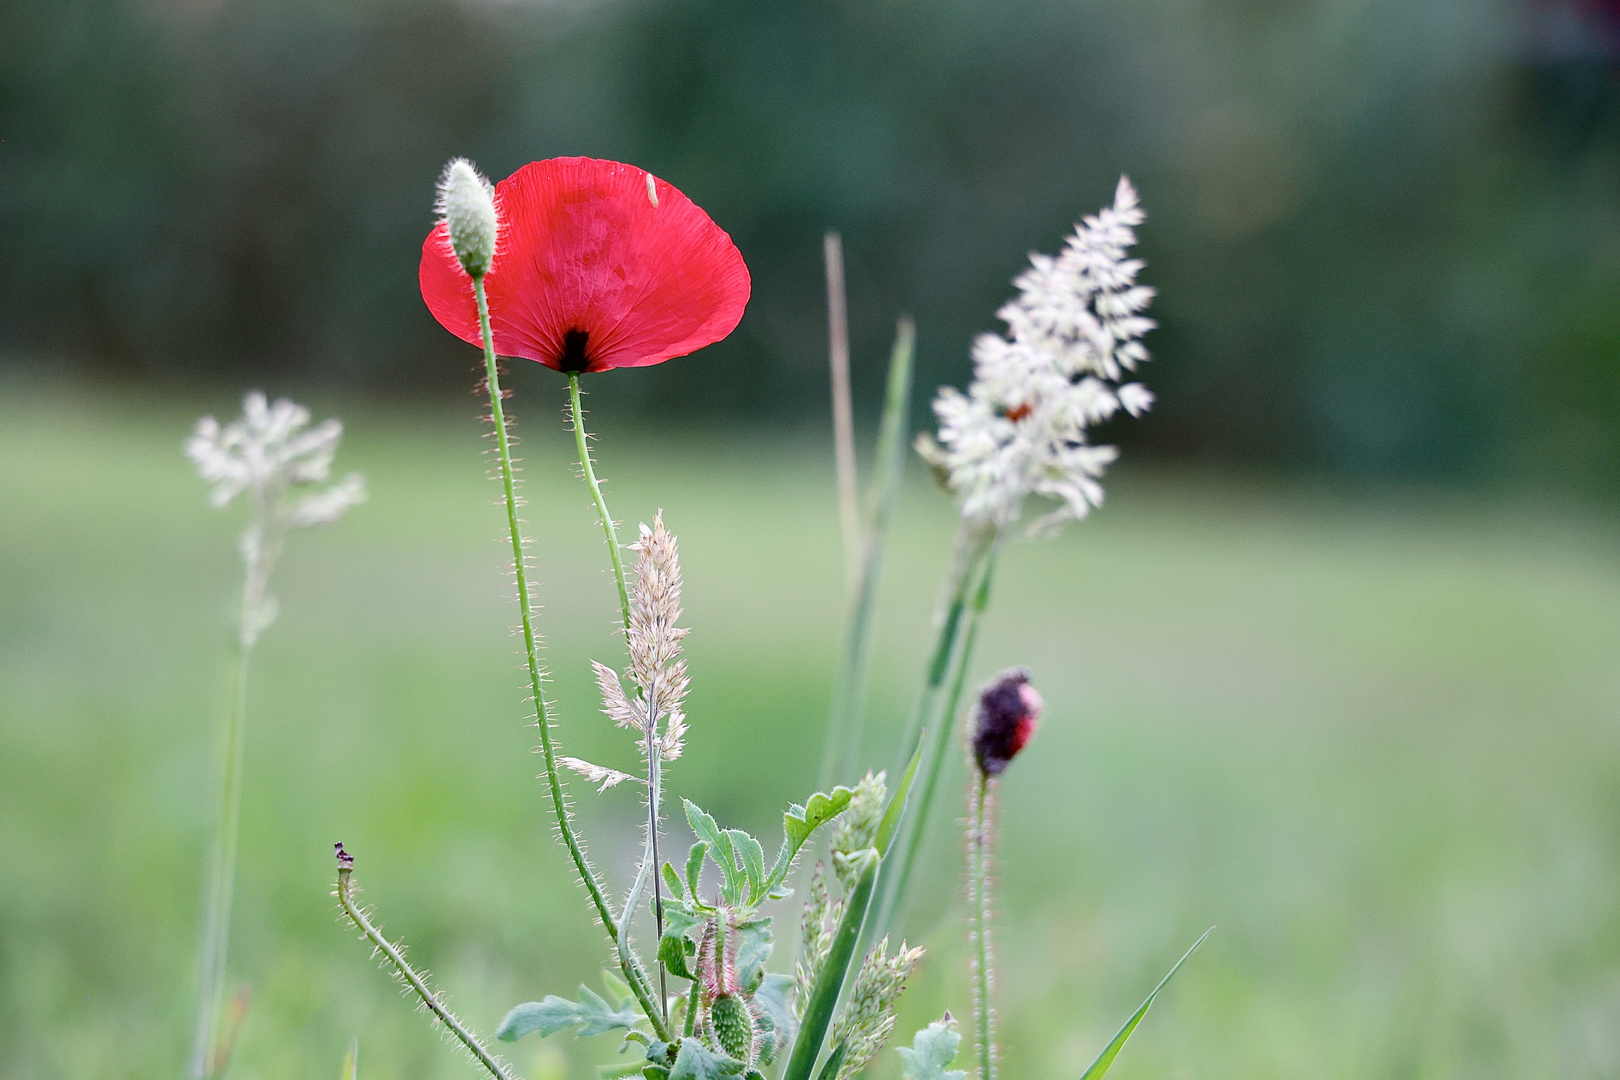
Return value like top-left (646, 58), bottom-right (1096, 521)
top-left (3, 377), bottom-right (1620, 1080)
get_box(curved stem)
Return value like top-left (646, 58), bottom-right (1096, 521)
top-left (569, 372), bottom-right (668, 1018)
top-left (566, 374), bottom-right (632, 633)
top-left (968, 773), bottom-right (995, 1080)
top-left (474, 282), bottom-right (668, 1040)
top-left (336, 857), bottom-right (521, 1080)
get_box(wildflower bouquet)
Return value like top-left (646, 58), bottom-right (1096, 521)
top-left (184, 156), bottom-right (1203, 1080)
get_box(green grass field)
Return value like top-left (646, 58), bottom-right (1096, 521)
top-left (3, 380), bottom-right (1619, 1080)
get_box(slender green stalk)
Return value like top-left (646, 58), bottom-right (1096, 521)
top-left (567, 374), bottom-right (632, 632)
top-left (824, 230), bottom-right (859, 583)
top-left (967, 773), bottom-right (995, 1080)
top-left (186, 644), bottom-right (251, 1080)
top-left (335, 855), bottom-right (521, 1080)
top-left (474, 282), bottom-right (668, 1040)
top-left (567, 372), bottom-right (668, 1019)
top-left (818, 318), bottom-right (915, 791)
top-left (868, 525), bottom-right (999, 939)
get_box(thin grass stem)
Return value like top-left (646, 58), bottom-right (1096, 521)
top-left (185, 643), bottom-right (250, 1080)
top-left (824, 231), bottom-right (859, 583)
top-left (818, 318), bottom-right (915, 790)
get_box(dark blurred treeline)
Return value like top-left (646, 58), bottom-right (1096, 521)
top-left (4, 0), bottom-right (1620, 487)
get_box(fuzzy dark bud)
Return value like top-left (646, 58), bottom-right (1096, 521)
top-left (970, 668), bottom-right (1042, 777)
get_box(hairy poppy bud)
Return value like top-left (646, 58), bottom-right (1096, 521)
top-left (970, 668), bottom-right (1042, 777)
top-left (435, 158), bottom-right (498, 278)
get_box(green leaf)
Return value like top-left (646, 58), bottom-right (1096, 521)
top-left (685, 801), bottom-right (744, 905)
top-left (668, 1039), bottom-right (747, 1080)
top-left (733, 918), bottom-right (773, 992)
top-left (663, 862), bottom-right (686, 900)
top-left (659, 903), bottom-right (706, 981)
top-left (811, 1041), bottom-right (848, 1080)
top-left (752, 973), bottom-right (798, 1064)
top-left (685, 842), bottom-right (708, 900)
top-left (785, 789), bottom-right (854, 854)
top-left (780, 849), bottom-right (879, 1080)
top-left (765, 787), bottom-right (855, 893)
top-left (497, 985), bottom-right (641, 1042)
top-left (339, 1038), bottom-right (359, 1080)
top-left (875, 734), bottom-right (923, 856)
top-left (897, 1020), bottom-right (964, 1080)
top-left (729, 830), bottom-right (767, 900)
top-left (1076, 928), bottom-right (1212, 1080)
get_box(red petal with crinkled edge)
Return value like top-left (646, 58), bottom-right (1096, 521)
top-left (420, 158), bottom-right (750, 373)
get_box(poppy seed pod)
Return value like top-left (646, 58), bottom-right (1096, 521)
top-left (970, 668), bottom-right (1042, 777)
top-left (435, 158), bottom-right (498, 279)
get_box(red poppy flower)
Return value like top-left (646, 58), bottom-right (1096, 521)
top-left (420, 157), bottom-right (750, 373)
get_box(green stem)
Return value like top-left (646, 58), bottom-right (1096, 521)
top-left (868, 524), bottom-right (999, 939)
top-left (968, 773), bottom-right (995, 1080)
top-left (186, 642), bottom-right (251, 1080)
top-left (567, 374), bottom-right (633, 633)
top-left (568, 371), bottom-right (669, 1019)
top-left (336, 858), bottom-right (521, 1080)
top-left (474, 281), bottom-right (668, 1040)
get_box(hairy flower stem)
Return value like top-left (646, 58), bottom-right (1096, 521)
top-left (185, 645), bottom-right (250, 1080)
top-left (967, 773), bottom-right (996, 1080)
top-left (335, 854), bottom-right (520, 1080)
top-left (870, 527), bottom-right (1001, 938)
top-left (567, 373), bottom-right (669, 1022)
top-left (475, 283), bottom-right (668, 1040)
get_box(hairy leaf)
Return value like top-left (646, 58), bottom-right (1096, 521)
top-left (497, 985), bottom-right (640, 1042)
top-left (668, 1038), bottom-right (747, 1080)
top-left (733, 918), bottom-right (773, 992)
top-left (753, 973), bottom-right (798, 1063)
top-left (897, 1021), bottom-right (964, 1080)
top-left (686, 801), bottom-right (745, 905)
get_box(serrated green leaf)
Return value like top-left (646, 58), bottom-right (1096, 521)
top-left (785, 789), bottom-right (853, 853)
top-left (1077, 929), bottom-right (1211, 1080)
top-left (729, 830), bottom-right (766, 900)
top-left (686, 843), bottom-right (708, 900)
top-left (663, 862), bottom-right (686, 900)
top-left (668, 1038), bottom-right (747, 1080)
top-left (765, 787), bottom-right (855, 892)
top-left (897, 1021), bottom-right (964, 1080)
top-left (497, 985), bottom-right (642, 1042)
top-left (733, 918), bottom-right (773, 992)
top-left (686, 801), bottom-right (744, 905)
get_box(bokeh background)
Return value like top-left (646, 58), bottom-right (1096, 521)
top-left (5, 0), bottom-right (1620, 1077)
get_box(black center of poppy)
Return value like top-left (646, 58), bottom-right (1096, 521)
top-left (558, 328), bottom-right (591, 373)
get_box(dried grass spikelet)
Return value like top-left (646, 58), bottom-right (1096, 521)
top-left (569, 511), bottom-right (692, 788)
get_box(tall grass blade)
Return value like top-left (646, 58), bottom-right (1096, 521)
top-left (825, 230), bottom-right (859, 582)
top-left (1076, 928), bottom-right (1212, 1080)
top-left (781, 851), bottom-right (879, 1080)
top-left (819, 318), bottom-right (916, 789)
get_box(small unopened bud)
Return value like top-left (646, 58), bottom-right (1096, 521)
top-left (970, 668), bottom-right (1042, 777)
top-left (435, 158), bottom-right (498, 278)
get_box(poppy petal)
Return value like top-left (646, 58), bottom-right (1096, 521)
top-left (420, 158), bottom-right (750, 373)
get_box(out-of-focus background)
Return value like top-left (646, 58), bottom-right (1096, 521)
top-left (4, 0), bottom-right (1620, 1077)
